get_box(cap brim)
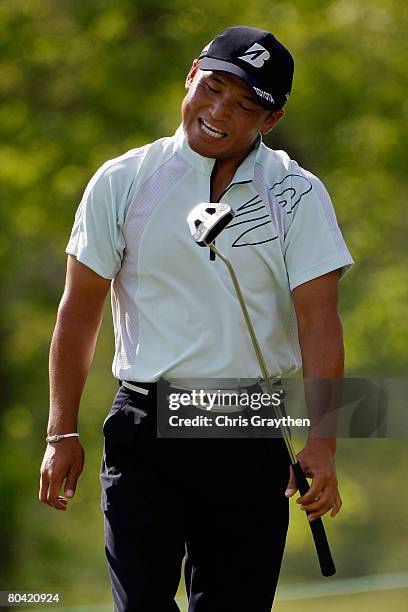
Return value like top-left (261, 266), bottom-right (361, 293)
top-left (198, 57), bottom-right (274, 109)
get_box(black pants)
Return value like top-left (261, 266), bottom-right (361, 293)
top-left (100, 383), bottom-right (290, 612)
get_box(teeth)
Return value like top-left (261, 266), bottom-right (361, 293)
top-left (202, 120), bottom-right (225, 134)
top-left (200, 119), bottom-right (226, 139)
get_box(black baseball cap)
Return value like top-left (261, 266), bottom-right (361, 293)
top-left (198, 26), bottom-right (294, 110)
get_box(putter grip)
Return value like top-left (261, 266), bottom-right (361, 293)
top-left (291, 461), bottom-right (336, 577)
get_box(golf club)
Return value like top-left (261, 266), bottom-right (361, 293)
top-left (187, 202), bottom-right (336, 577)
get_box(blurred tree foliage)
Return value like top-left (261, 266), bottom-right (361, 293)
top-left (0, 0), bottom-right (407, 606)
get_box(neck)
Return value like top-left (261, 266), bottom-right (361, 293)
top-left (213, 155), bottom-right (243, 178)
top-left (210, 141), bottom-right (257, 202)
top-left (210, 157), bottom-right (244, 202)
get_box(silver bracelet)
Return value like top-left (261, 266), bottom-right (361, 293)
top-left (46, 433), bottom-right (79, 443)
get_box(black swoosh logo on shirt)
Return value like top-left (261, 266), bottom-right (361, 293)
top-left (224, 175), bottom-right (312, 247)
top-left (269, 174), bottom-right (312, 214)
top-left (225, 194), bottom-right (279, 247)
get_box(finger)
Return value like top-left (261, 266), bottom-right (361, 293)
top-left (296, 474), bottom-right (327, 505)
top-left (58, 495), bottom-right (68, 510)
top-left (330, 494), bottom-right (342, 517)
top-left (307, 502), bottom-right (333, 521)
top-left (285, 465), bottom-right (298, 497)
top-left (299, 490), bottom-right (331, 513)
top-left (39, 470), bottom-right (49, 503)
top-left (305, 490), bottom-right (341, 521)
top-left (47, 474), bottom-right (66, 510)
top-left (64, 467), bottom-right (80, 499)
top-left (52, 495), bottom-right (68, 511)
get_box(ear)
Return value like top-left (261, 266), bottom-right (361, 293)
top-left (260, 109), bottom-right (285, 136)
top-left (185, 58), bottom-right (200, 90)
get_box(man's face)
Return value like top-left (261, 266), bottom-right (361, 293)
top-left (181, 61), bottom-right (283, 161)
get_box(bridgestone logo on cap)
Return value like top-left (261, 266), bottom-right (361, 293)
top-left (238, 43), bottom-right (271, 68)
top-left (253, 87), bottom-right (275, 104)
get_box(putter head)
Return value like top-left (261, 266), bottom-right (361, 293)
top-left (187, 203), bottom-right (235, 246)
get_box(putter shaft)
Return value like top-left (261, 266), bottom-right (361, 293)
top-left (209, 242), bottom-right (297, 463)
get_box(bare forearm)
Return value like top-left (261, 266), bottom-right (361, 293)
top-left (299, 315), bottom-right (344, 446)
top-left (48, 301), bottom-right (103, 435)
top-left (40, 257), bottom-right (110, 511)
top-left (299, 314), bottom-right (344, 379)
top-left (289, 273), bottom-right (344, 518)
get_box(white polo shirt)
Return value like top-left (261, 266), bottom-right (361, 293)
top-left (66, 125), bottom-right (353, 384)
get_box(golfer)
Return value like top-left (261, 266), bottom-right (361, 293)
top-left (39, 26), bottom-right (353, 611)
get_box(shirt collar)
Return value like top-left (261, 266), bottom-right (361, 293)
top-left (173, 124), bottom-right (263, 182)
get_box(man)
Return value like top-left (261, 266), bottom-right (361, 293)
top-left (39, 26), bottom-right (353, 611)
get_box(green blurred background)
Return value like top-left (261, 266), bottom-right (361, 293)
top-left (0, 0), bottom-right (407, 609)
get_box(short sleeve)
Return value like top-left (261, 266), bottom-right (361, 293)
top-left (284, 169), bottom-right (354, 291)
top-left (66, 162), bottom-right (127, 280)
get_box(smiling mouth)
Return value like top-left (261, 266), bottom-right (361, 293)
top-left (199, 118), bottom-right (227, 139)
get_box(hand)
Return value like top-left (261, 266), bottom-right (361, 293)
top-left (285, 439), bottom-right (342, 521)
top-left (39, 438), bottom-right (85, 511)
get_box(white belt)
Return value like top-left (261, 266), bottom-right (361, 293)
top-left (122, 381), bottom-right (150, 395)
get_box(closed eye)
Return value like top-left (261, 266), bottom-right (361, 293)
top-left (238, 102), bottom-right (253, 112)
top-left (206, 83), bottom-right (221, 93)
